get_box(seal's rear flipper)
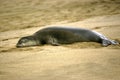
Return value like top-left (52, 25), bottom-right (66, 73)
top-left (102, 39), bottom-right (119, 47)
top-left (110, 40), bottom-right (119, 45)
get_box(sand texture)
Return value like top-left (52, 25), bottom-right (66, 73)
top-left (0, 14), bottom-right (120, 80)
top-left (0, 0), bottom-right (120, 80)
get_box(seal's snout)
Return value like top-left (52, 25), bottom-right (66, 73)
top-left (16, 36), bottom-right (38, 48)
top-left (16, 43), bottom-right (22, 48)
top-left (16, 45), bottom-right (20, 48)
top-left (16, 41), bottom-right (27, 48)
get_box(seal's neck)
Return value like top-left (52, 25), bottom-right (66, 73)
top-left (30, 35), bottom-right (40, 46)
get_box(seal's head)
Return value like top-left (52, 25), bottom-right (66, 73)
top-left (16, 36), bottom-right (39, 48)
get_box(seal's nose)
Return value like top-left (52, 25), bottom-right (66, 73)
top-left (16, 43), bottom-right (22, 48)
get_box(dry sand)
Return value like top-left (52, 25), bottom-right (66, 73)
top-left (0, 14), bottom-right (120, 80)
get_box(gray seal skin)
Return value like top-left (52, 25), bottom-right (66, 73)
top-left (16, 27), bottom-right (119, 48)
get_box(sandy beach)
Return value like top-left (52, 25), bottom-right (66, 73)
top-left (0, 14), bottom-right (120, 80)
top-left (0, 0), bottom-right (120, 80)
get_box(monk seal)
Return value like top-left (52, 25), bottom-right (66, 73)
top-left (16, 26), bottom-right (119, 48)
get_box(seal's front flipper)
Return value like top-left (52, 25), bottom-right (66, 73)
top-left (110, 40), bottom-right (119, 45)
top-left (51, 42), bottom-right (60, 46)
top-left (48, 37), bottom-right (60, 46)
